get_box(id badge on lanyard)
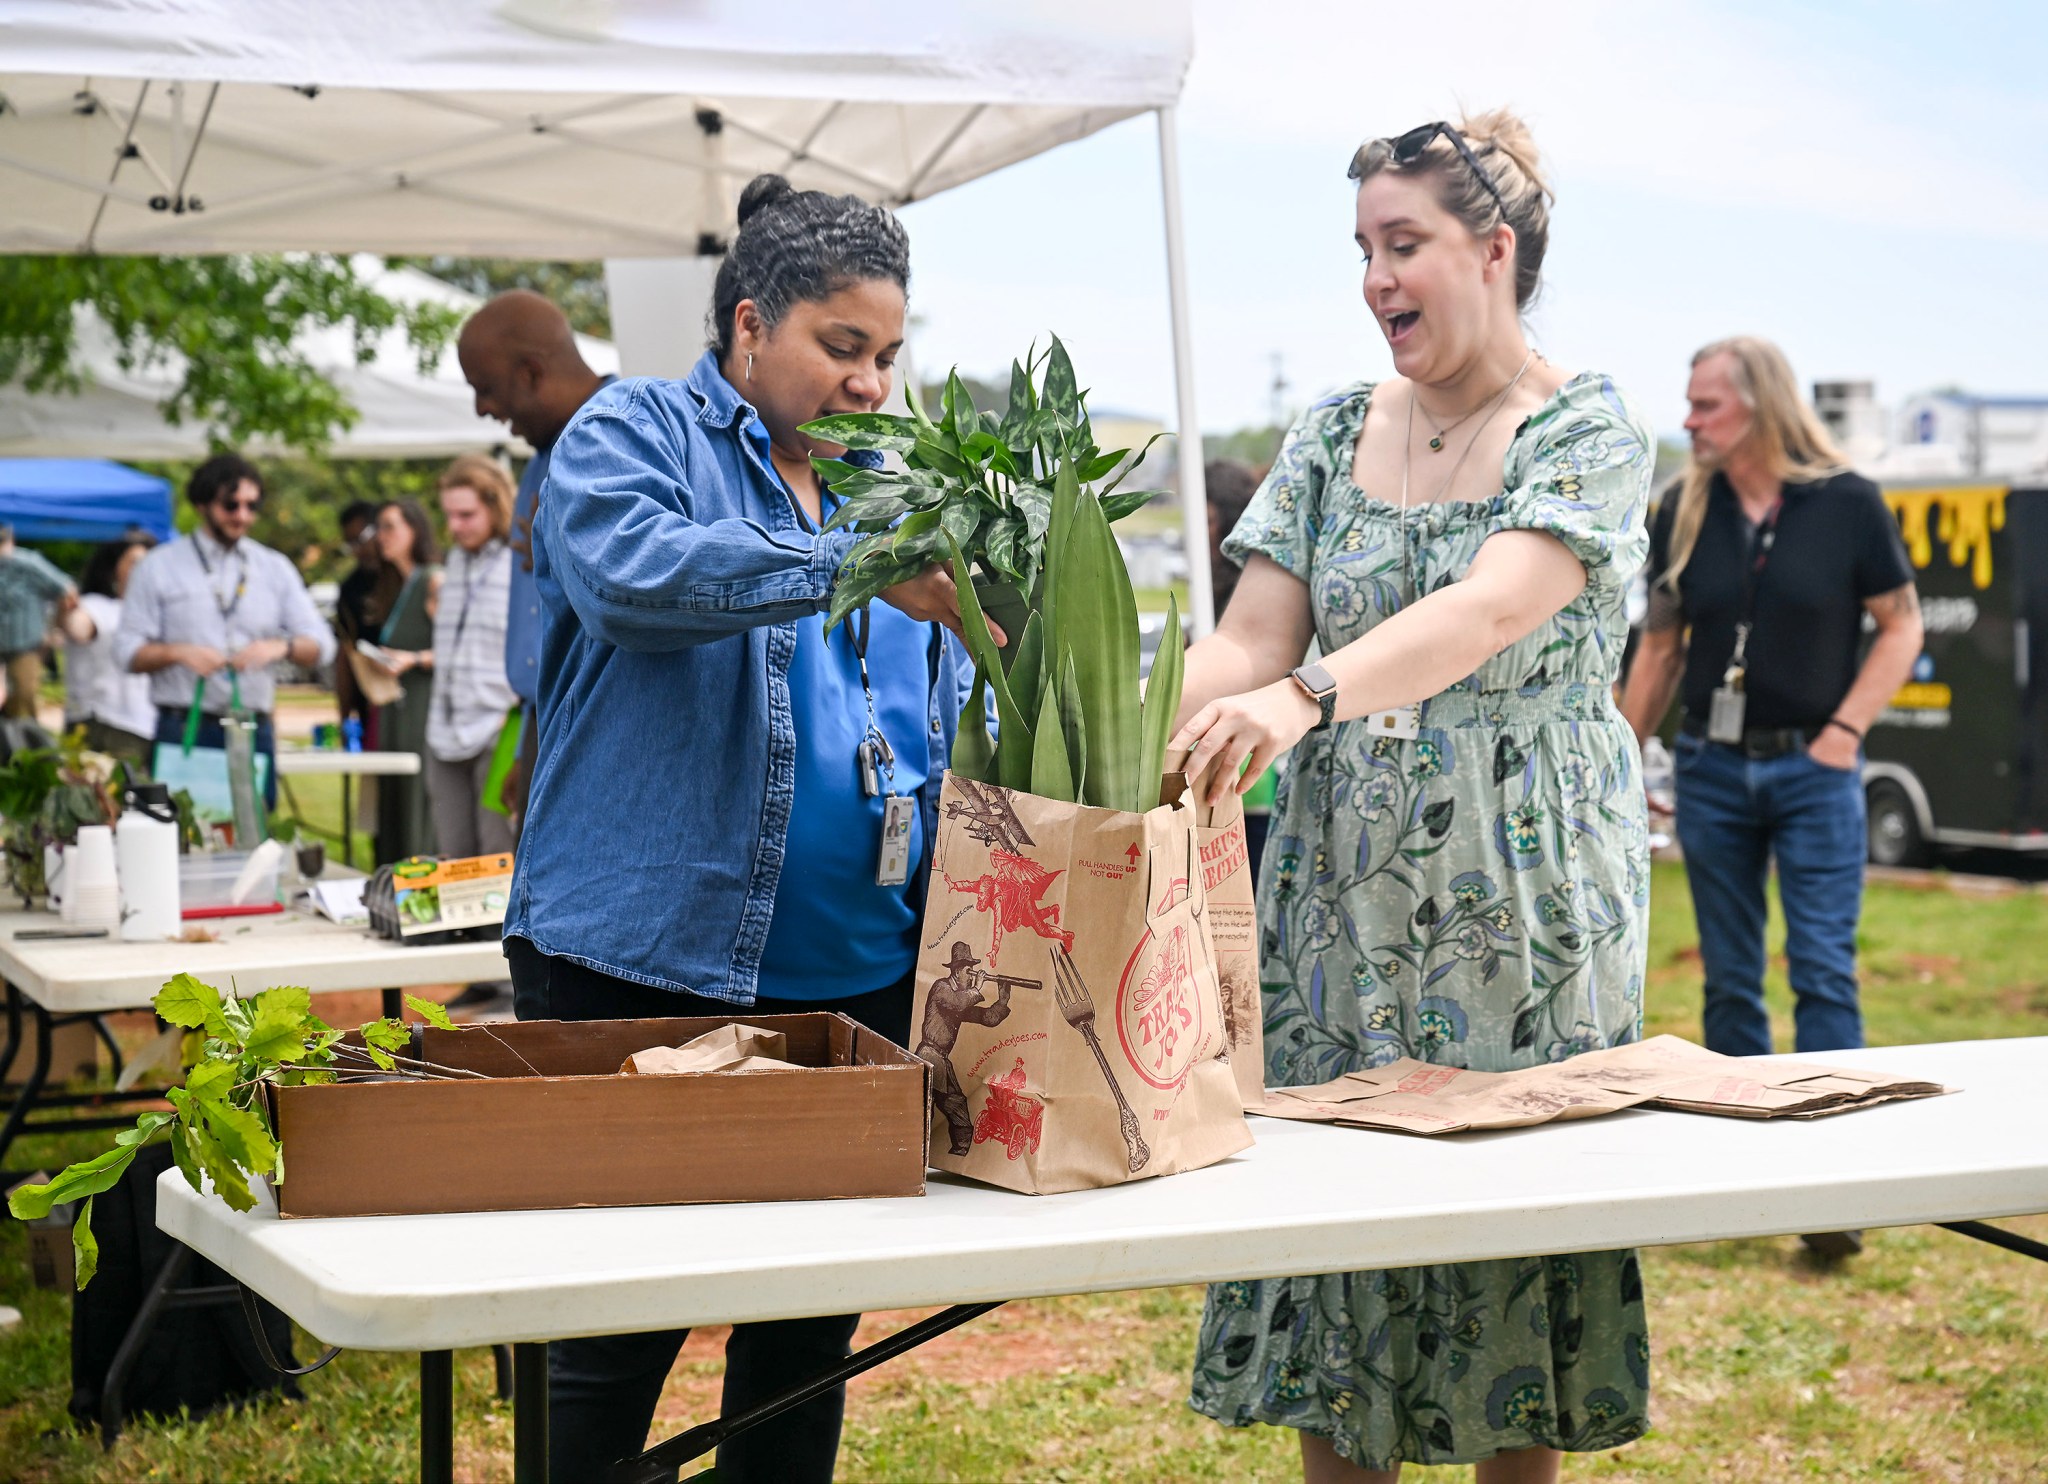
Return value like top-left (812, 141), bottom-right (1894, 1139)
top-left (1709, 496), bottom-right (1783, 744)
top-left (850, 608), bottom-right (913, 887)
top-left (1365, 705), bottom-right (1420, 740)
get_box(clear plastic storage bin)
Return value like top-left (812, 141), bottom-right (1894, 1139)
top-left (178, 850), bottom-right (283, 918)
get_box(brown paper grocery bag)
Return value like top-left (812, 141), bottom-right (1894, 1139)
top-left (911, 771), bottom-right (1253, 1194)
top-left (1164, 749), bottom-right (1266, 1113)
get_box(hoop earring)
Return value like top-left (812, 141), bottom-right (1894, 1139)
top-left (746, 352), bottom-right (754, 383)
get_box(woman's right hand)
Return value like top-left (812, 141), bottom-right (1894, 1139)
top-left (880, 565), bottom-right (1007, 648)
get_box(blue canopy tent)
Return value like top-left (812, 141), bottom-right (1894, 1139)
top-left (0, 459), bottom-right (173, 542)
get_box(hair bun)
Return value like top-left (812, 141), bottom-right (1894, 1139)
top-left (1458, 108), bottom-right (1550, 202)
top-left (736, 173), bottom-right (796, 227)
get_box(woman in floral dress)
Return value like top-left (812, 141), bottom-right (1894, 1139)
top-left (1171, 110), bottom-right (1655, 1482)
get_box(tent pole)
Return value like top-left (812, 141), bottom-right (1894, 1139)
top-left (1156, 104), bottom-right (1214, 638)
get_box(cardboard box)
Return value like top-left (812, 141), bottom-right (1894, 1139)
top-left (269, 1013), bottom-right (929, 1217)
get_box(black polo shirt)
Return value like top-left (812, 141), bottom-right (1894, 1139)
top-left (1645, 470), bottom-right (1914, 732)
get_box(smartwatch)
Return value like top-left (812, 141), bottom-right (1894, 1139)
top-left (1289, 661), bottom-right (1338, 732)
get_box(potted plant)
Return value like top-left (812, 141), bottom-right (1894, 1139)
top-left (801, 337), bottom-right (1164, 655)
top-left (0, 730), bottom-right (125, 907)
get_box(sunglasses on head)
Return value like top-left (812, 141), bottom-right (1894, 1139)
top-left (1387, 121), bottom-right (1507, 218)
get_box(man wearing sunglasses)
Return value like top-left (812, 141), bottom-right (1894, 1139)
top-left (116, 453), bottom-right (335, 805)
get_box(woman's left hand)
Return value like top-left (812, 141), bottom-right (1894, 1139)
top-left (1170, 681), bottom-right (1320, 807)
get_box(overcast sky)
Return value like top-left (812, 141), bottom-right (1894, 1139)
top-left (898, 0), bottom-right (2048, 442)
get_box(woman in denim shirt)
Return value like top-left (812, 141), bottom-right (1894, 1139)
top-left (505, 174), bottom-right (981, 1482)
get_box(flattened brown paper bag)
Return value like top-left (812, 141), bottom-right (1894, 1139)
top-left (911, 771), bottom-right (1253, 1193)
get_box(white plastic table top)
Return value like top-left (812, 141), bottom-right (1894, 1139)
top-left (156, 1038), bottom-right (2048, 1353)
top-left (273, 749), bottom-right (421, 778)
top-left (0, 905), bottom-right (508, 1012)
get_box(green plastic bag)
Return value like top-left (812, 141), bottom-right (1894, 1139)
top-left (479, 708), bottom-right (522, 817)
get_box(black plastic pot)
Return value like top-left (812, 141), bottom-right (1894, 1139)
top-left (971, 576), bottom-right (1032, 667)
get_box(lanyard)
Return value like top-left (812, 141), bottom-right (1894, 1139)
top-left (191, 536), bottom-right (248, 622)
top-left (847, 605), bottom-right (897, 796)
top-left (440, 543), bottom-right (498, 721)
top-left (1726, 491), bottom-right (1785, 675)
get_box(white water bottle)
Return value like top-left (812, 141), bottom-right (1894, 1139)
top-left (116, 783), bottom-right (182, 941)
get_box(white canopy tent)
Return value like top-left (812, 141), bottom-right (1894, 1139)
top-left (0, 0), bottom-right (1214, 623)
top-left (0, 260), bottom-right (619, 460)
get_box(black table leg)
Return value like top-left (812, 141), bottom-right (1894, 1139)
top-left (0, 992), bottom-right (54, 1171)
top-left (611, 1301), bottom-right (1005, 1483)
top-left (493, 1343), bottom-right (513, 1400)
top-left (382, 988), bottom-right (401, 1020)
top-left (513, 1341), bottom-right (549, 1484)
top-left (1941, 1220), bottom-right (2048, 1265)
top-left (0, 979), bottom-right (23, 1085)
top-left (421, 1350), bottom-right (454, 1484)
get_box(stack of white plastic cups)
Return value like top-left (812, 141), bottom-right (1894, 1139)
top-left (62, 825), bottom-right (120, 931)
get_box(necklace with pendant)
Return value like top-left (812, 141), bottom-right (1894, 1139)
top-left (1415, 350), bottom-right (1537, 451)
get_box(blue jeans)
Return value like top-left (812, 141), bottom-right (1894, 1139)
top-left (1672, 732), bottom-right (1866, 1056)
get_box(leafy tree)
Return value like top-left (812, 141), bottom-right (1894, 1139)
top-left (386, 256), bottom-right (611, 338)
top-left (0, 255), bottom-right (461, 452)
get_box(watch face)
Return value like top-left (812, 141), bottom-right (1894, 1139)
top-left (1296, 661), bottom-right (1337, 696)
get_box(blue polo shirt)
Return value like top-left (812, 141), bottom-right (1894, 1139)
top-left (756, 480), bottom-right (931, 1000)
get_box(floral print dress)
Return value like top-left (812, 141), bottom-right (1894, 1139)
top-left (1188, 373), bottom-right (1657, 1469)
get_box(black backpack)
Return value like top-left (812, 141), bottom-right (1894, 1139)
top-left (68, 1141), bottom-right (303, 1433)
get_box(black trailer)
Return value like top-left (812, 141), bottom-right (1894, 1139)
top-left (1863, 483), bottom-right (2048, 865)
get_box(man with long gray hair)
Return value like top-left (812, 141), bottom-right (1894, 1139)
top-left (1620, 336), bottom-right (1921, 1259)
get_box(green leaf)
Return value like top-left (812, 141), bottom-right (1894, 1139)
top-left (7, 1139), bottom-right (143, 1219)
top-left (1043, 336), bottom-right (1083, 426)
top-left (362, 1018), bottom-right (409, 1051)
top-left (1100, 432), bottom-right (1168, 498)
top-left (1079, 448), bottom-right (1129, 483)
top-left (1030, 658), bottom-right (1076, 802)
top-left (1101, 488), bottom-right (1163, 524)
top-left (155, 973), bottom-right (223, 1032)
top-left (1139, 591), bottom-right (1187, 803)
top-left (951, 667), bottom-right (996, 782)
top-left (1049, 470), bottom-right (1142, 811)
top-left (170, 1123), bottom-right (200, 1191)
top-left (796, 411), bottom-right (919, 453)
top-left (188, 1119), bottom-right (258, 1212)
top-left (184, 1060), bottom-right (235, 1103)
top-left (252, 985), bottom-right (312, 1023)
top-left (1058, 650), bottom-right (1089, 804)
top-left (985, 515), bottom-right (1026, 582)
top-left (1008, 610), bottom-right (1045, 727)
top-left (944, 534), bottom-right (1032, 791)
top-left (942, 371), bottom-right (978, 434)
top-left (244, 1001), bottom-right (310, 1064)
top-left (407, 994), bottom-right (459, 1032)
top-left (202, 1098), bottom-right (278, 1183)
top-left (73, 1196), bottom-right (99, 1290)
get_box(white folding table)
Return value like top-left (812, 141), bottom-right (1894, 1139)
top-left (156, 1037), bottom-right (2048, 1484)
top-left (273, 747), bottom-right (423, 866)
top-left (0, 903), bottom-right (507, 1167)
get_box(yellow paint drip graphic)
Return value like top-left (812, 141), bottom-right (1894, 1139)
top-left (1883, 486), bottom-right (2006, 589)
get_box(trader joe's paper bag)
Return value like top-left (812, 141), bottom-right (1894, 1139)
top-left (1165, 749), bottom-right (1265, 1113)
top-left (912, 772), bottom-right (1252, 1194)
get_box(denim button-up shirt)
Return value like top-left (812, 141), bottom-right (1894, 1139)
top-left (505, 351), bottom-right (972, 1003)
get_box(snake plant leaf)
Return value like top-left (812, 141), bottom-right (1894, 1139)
top-left (1052, 485), bottom-right (1141, 811)
top-left (1008, 610), bottom-right (1045, 726)
top-left (952, 666), bottom-right (996, 782)
top-left (1058, 648), bottom-right (1088, 804)
top-left (1030, 662), bottom-right (1075, 801)
top-left (795, 412), bottom-right (919, 454)
top-left (945, 534), bottom-right (1033, 791)
top-left (1139, 591), bottom-right (1186, 797)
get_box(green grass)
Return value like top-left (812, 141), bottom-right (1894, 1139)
top-left (0, 863), bottom-right (2042, 1481)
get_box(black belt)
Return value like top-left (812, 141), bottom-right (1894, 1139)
top-left (1681, 718), bottom-right (1818, 760)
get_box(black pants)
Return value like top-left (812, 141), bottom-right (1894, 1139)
top-left (506, 937), bottom-right (913, 1484)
